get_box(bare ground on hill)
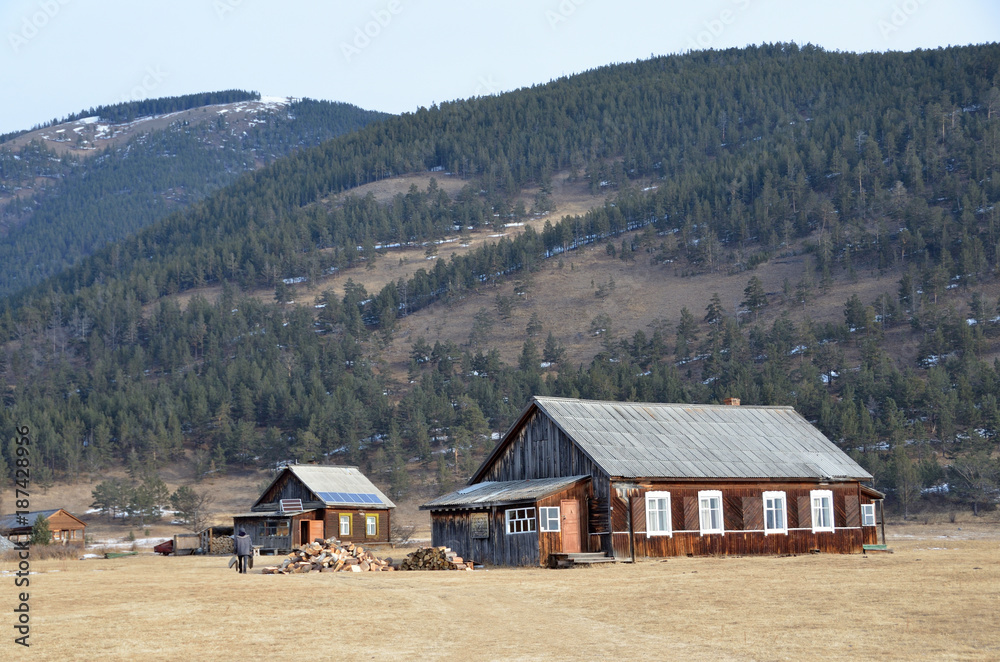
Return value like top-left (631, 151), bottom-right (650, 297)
top-left (2, 520), bottom-right (996, 661)
top-left (145, 167), bottom-right (1000, 385)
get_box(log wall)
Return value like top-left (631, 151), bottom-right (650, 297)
top-left (610, 480), bottom-right (880, 558)
top-left (478, 409), bottom-right (613, 554)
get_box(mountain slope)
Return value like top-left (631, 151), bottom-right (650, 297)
top-left (2, 43), bottom-right (999, 515)
top-left (0, 94), bottom-right (388, 297)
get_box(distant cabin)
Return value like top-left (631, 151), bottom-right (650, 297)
top-left (422, 396), bottom-right (884, 567)
top-left (234, 465), bottom-right (395, 553)
top-left (0, 509), bottom-right (86, 546)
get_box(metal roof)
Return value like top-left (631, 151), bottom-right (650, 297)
top-left (480, 397), bottom-right (872, 482)
top-left (253, 465), bottom-right (395, 509)
top-left (421, 476), bottom-right (589, 510)
top-left (0, 509), bottom-right (63, 532)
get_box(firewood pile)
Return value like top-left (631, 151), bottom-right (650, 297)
top-left (260, 539), bottom-right (394, 574)
top-left (210, 536), bottom-right (234, 554)
top-left (397, 546), bottom-right (474, 571)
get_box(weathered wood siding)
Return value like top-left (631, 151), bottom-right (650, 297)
top-left (861, 494), bottom-right (880, 545)
top-left (479, 409), bottom-right (613, 554)
top-left (613, 480), bottom-right (876, 557)
top-left (536, 480), bottom-right (594, 565)
top-left (255, 472), bottom-right (323, 511)
top-left (234, 517), bottom-right (291, 552)
top-left (432, 507), bottom-right (540, 566)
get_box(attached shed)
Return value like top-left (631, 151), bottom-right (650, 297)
top-left (422, 476), bottom-right (592, 567)
top-left (234, 465), bottom-right (394, 553)
top-left (0, 509), bottom-right (86, 546)
top-left (423, 396), bottom-right (884, 566)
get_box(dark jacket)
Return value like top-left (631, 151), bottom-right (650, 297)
top-left (234, 532), bottom-right (252, 556)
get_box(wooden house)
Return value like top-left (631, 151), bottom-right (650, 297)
top-left (0, 509), bottom-right (86, 546)
top-left (234, 465), bottom-right (394, 553)
top-left (422, 397), bottom-right (884, 567)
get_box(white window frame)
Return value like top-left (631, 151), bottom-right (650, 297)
top-left (339, 514), bottom-right (351, 536)
top-left (698, 490), bottom-right (724, 535)
top-left (505, 507), bottom-right (536, 535)
top-left (538, 506), bottom-right (560, 532)
top-left (366, 515), bottom-right (377, 536)
top-left (810, 489), bottom-right (835, 533)
top-left (762, 491), bottom-right (788, 535)
top-left (645, 491), bottom-right (673, 537)
top-left (861, 503), bottom-right (876, 527)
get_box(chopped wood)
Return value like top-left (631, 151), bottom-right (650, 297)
top-left (259, 537), bottom-right (395, 575)
top-left (396, 547), bottom-right (476, 571)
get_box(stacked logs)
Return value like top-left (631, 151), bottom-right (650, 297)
top-left (260, 539), bottom-right (393, 574)
top-left (397, 546), bottom-right (474, 571)
top-left (210, 536), bottom-right (234, 554)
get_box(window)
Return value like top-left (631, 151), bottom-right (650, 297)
top-left (505, 507), bottom-right (536, 534)
top-left (810, 490), bottom-right (834, 532)
top-left (861, 503), bottom-right (876, 527)
top-left (762, 491), bottom-right (787, 535)
top-left (263, 520), bottom-right (288, 537)
top-left (698, 490), bottom-right (724, 535)
top-left (339, 514), bottom-right (351, 536)
top-left (539, 507), bottom-right (560, 532)
top-left (366, 515), bottom-right (378, 537)
top-left (645, 491), bottom-right (672, 537)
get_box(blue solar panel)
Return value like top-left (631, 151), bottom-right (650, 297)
top-left (316, 491), bottom-right (381, 504)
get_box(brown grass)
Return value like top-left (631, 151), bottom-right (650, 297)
top-left (2, 522), bottom-right (996, 660)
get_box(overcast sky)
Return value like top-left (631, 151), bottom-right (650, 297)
top-left (1, 0), bottom-right (999, 134)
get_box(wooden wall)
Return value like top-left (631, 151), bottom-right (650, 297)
top-left (609, 480), bottom-right (879, 558)
top-left (45, 510), bottom-right (85, 546)
top-left (478, 409), bottom-right (614, 555)
top-left (256, 471), bottom-right (324, 511)
top-left (322, 507), bottom-right (391, 544)
top-left (432, 507), bottom-right (540, 567)
top-left (536, 481), bottom-right (594, 565)
top-left (236, 517), bottom-right (287, 552)
top-left (429, 480), bottom-right (594, 567)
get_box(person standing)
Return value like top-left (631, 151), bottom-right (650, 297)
top-left (234, 528), bottom-right (253, 574)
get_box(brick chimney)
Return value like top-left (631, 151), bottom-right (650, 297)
top-left (723, 397), bottom-right (740, 406)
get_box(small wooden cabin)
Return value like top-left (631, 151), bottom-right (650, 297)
top-left (234, 465), bottom-right (394, 553)
top-left (422, 397), bottom-right (884, 567)
top-left (0, 509), bottom-right (86, 546)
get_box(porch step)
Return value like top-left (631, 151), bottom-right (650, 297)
top-left (863, 544), bottom-right (893, 554)
top-left (549, 552), bottom-right (617, 568)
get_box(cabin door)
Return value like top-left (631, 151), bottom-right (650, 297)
top-left (561, 500), bottom-right (581, 553)
top-left (301, 519), bottom-right (324, 545)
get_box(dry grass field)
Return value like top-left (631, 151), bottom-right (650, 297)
top-left (2, 521), bottom-right (997, 661)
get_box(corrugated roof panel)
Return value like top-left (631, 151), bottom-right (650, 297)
top-left (531, 398), bottom-right (870, 481)
top-left (287, 466), bottom-right (396, 508)
top-left (422, 476), bottom-right (590, 509)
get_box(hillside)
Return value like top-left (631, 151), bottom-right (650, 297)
top-left (2, 43), bottom-right (1000, 525)
top-left (0, 93), bottom-right (388, 297)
